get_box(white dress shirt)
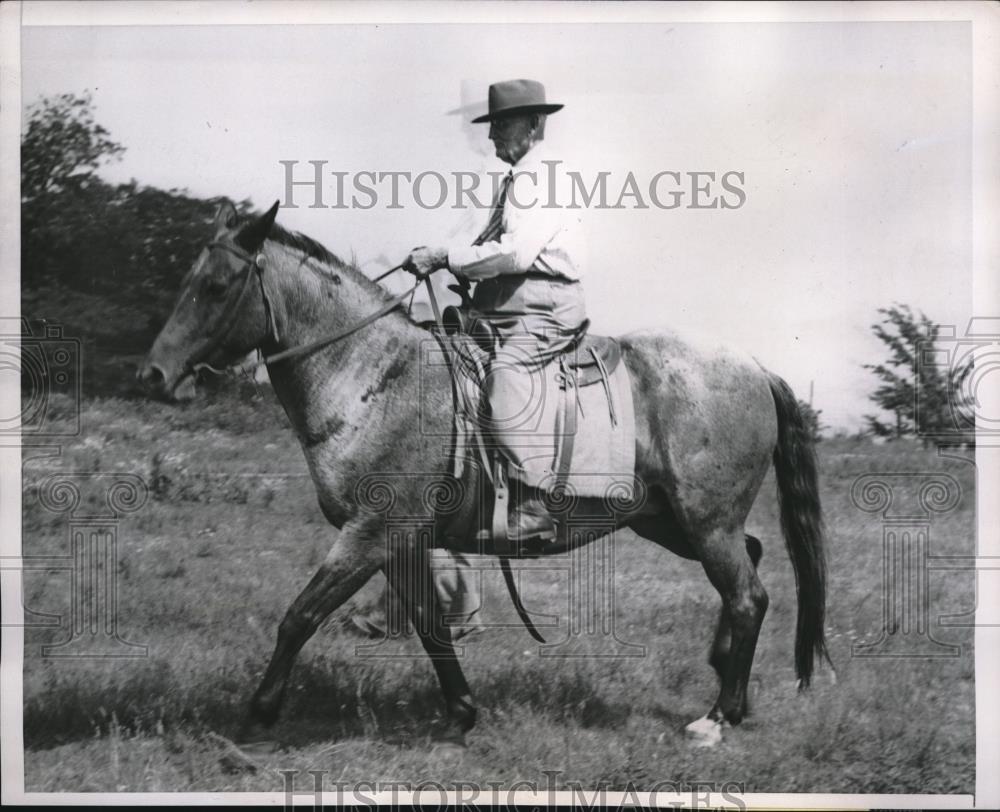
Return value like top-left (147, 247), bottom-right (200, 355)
top-left (447, 142), bottom-right (586, 283)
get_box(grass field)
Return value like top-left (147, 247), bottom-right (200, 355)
top-left (19, 388), bottom-right (976, 795)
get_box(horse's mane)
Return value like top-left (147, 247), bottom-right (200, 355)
top-left (267, 221), bottom-right (347, 271)
top-left (234, 213), bottom-right (404, 308)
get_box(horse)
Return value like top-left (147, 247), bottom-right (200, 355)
top-left (138, 199), bottom-right (829, 751)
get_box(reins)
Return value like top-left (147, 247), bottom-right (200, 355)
top-left (188, 240), bottom-right (419, 379)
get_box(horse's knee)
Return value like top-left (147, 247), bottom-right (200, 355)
top-left (278, 606), bottom-right (316, 641)
top-left (279, 610), bottom-right (306, 639)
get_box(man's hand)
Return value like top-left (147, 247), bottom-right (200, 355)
top-left (403, 246), bottom-right (448, 279)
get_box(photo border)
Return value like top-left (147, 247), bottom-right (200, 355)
top-left (2, 1), bottom-right (997, 808)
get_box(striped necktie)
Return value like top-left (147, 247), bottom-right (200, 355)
top-left (473, 172), bottom-right (513, 246)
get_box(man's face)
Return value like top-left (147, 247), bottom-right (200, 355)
top-left (488, 114), bottom-right (536, 165)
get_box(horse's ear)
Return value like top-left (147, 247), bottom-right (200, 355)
top-left (214, 199), bottom-right (239, 234)
top-left (235, 200), bottom-right (280, 251)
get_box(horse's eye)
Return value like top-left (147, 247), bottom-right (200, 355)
top-left (205, 280), bottom-right (228, 298)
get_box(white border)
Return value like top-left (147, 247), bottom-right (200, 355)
top-left (971, 0), bottom-right (1000, 808)
top-left (0, 0), bottom-right (25, 809)
top-left (2, 1), bottom-right (997, 808)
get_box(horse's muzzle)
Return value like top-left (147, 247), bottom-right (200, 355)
top-left (137, 361), bottom-right (195, 402)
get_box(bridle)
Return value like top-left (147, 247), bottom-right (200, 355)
top-left (185, 239), bottom-right (419, 379)
top-left (181, 240), bottom-right (276, 378)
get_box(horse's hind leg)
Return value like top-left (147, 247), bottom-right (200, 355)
top-left (687, 527), bottom-right (768, 746)
top-left (629, 516), bottom-right (766, 729)
top-left (240, 521), bottom-right (383, 747)
top-left (709, 533), bottom-right (763, 679)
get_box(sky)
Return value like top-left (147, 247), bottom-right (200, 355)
top-left (20, 20), bottom-right (974, 432)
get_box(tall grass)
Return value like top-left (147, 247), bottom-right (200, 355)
top-left (21, 400), bottom-right (977, 793)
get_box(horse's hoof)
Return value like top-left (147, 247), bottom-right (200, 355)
top-left (430, 740), bottom-right (466, 761)
top-left (684, 715), bottom-right (726, 748)
top-left (205, 731), bottom-right (266, 773)
top-left (430, 729), bottom-right (467, 760)
top-left (349, 614), bottom-right (387, 639)
top-left (233, 721), bottom-right (283, 758)
top-left (219, 750), bottom-right (260, 774)
top-left (452, 624), bottom-right (485, 643)
top-left (238, 739), bottom-right (282, 757)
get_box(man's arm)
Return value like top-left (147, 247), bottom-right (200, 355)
top-left (405, 168), bottom-right (574, 280)
top-left (447, 189), bottom-right (564, 280)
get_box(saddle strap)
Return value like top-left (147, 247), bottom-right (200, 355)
top-left (552, 358), bottom-right (578, 546)
top-left (590, 346), bottom-right (617, 427)
top-left (499, 557), bottom-right (547, 644)
top-left (553, 358), bottom-right (578, 488)
top-left (491, 458), bottom-right (510, 556)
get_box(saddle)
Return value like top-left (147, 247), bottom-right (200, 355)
top-left (440, 306), bottom-right (626, 543)
top-left (565, 331), bottom-right (623, 387)
top-left (435, 304), bottom-right (635, 644)
top-left (443, 307), bottom-right (622, 384)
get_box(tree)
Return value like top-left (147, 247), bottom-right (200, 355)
top-left (21, 92), bottom-right (126, 287)
top-left (20, 91), bottom-right (253, 396)
top-left (21, 90), bottom-right (253, 299)
top-left (21, 91), bottom-right (125, 205)
top-left (863, 304), bottom-right (974, 446)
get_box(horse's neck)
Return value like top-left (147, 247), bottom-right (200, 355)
top-left (263, 243), bottom-right (423, 438)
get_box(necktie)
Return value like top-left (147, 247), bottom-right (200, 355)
top-left (473, 172), bottom-right (512, 246)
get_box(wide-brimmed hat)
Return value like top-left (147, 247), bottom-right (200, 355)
top-left (471, 79), bottom-right (564, 123)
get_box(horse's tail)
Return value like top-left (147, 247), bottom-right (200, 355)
top-left (767, 371), bottom-right (830, 688)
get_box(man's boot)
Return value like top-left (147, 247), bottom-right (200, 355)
top-left (508, 483), bottom-right (556, 546)
top-left (475, 475), bottom-right (557, 552)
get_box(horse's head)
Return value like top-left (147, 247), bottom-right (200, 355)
top-left (138, 199), bottom-right (280, 401)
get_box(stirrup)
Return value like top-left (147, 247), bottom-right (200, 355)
top-left (474, 508), bottom-right (556, 553)
top-left (508, 509), bottom-right (556, 543)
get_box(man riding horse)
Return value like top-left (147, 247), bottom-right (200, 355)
top-left (405, 79), bottom-right (585, 545)
top-left (138, 77), bottom-right (828, 751)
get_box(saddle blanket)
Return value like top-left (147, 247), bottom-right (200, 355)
top-left (450, 340), bottom-right (637, 501)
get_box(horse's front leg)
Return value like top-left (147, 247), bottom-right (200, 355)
top-left (239, 519), bottom-right (383, 748)
top-left (384, 535), bottom-right (477, 750)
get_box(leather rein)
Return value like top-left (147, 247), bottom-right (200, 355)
top-left (186, 239), bottom-right (417, 379)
